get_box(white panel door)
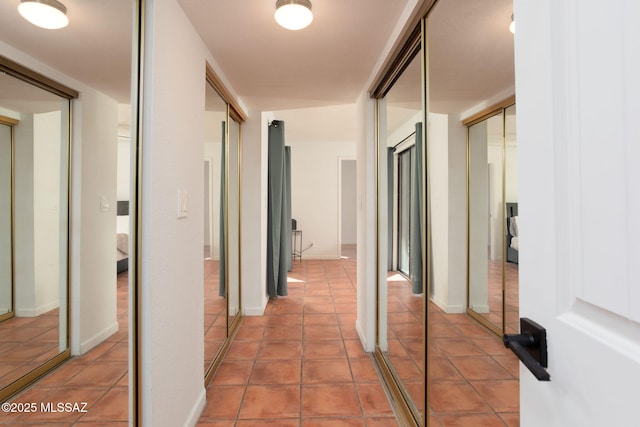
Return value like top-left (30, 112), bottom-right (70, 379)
top-left (514, 0), bottom-right (640, 425)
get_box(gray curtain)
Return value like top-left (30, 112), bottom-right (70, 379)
top-left (284, 146), bottom-right (293, 272)
top-left (410, 122), bottom-right (424, 294)
top-left (387, 147), bottom-right (394, 270)
top-left (219, 121), bottom-right (226, 297)
top-left (267, 120), bottom-right (292, 297)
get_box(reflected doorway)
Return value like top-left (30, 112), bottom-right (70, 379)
top-left (340, 159), bottom-right (357, 260)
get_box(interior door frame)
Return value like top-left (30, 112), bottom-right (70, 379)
top-left (338, 156), bottom-right (357, 258)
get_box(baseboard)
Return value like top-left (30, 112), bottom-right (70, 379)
top-left (183, 387), bottom-right (206, 427)
top-left (443, 304), bottom-right (466, 314)
top-left (78, 321), bottom-right (119, 355)
top-left (298, 255), bottom-right (341, 260)
top-left (15, 300), bottom-right (59, 317)
top-left (430, 296), bottom-right (466, 314)
top-left (356, 319), bottom-right (374, 353)
top-left (243, 298), bottom-right (268, 316)
top-left (470, 304), bottom-right (490, 313)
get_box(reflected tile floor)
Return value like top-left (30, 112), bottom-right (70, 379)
top-left (429, 303), bottom-right (520, 427)
top-left (197, 258), bottom-right (399, 426)
top-left (2, 272), bottom-right (129, 426)
top-left (0, 308), bottom-right (61, 390)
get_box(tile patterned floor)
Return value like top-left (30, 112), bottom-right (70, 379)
top-left (428, 303), bottom-right (520, 427)
top-left (197, 258), bottom-right (399, 426)
top-left (2, 257), bottom-right (520, 426)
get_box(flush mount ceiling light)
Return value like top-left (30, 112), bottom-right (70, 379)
top-left (509, 14), bottom-right (515, 34)
top-left (18, 0), bottom-right (69, 30)
top-left (275, 0), bottom-right (313, 31)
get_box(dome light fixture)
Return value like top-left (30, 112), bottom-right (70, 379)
top-left (18, 0), bottom-right (69, 30)
top-left (275, 0), bottom-right (313, 31)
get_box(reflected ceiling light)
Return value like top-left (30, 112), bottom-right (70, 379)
top-left (509, 14), bottom-right (515, 34)
top-left (18, 0), bottom-right (69, 30)
top-left (275, 0), bottom-right (313, 31)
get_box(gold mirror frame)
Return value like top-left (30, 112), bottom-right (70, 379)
top-left (203, 64), bottom-right (245, 386)
top-left (0, 55), bottom-right (77, 403)
top-left (463, 97), bottom-right (516, 336)
top-left (370, 6), bottom-right (434, 424)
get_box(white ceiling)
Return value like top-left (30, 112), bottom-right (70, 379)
top-left (0, 0), bottom-right (514, 120)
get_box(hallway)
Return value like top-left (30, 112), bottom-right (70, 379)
top-left (3, 258), bottom-right (519, 426)
top-left (197, 258), bottom-right (398, 426)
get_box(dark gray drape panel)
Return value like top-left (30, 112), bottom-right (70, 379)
top-left (219, 121), bottom-right (226, 297)
top-left (267, 120), bottom-right (292, 297)
top-left (410, 122), bottom-right (424, 294)
top-left (387, 147), bottom-right (394, 270)
top-left (284, 146), bottom-right (293, 272)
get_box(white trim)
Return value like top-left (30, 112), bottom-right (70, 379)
top-left (78, 321), bottom-right (119, 355)
top-left (243, 297), bottom-right (268, 316)
top-left (183, 388), bottom-right (206, 427)
top-left (356, 317), bottom-right (374, 353)
top-left (15, 300), bottom-right (59, 317)
top-left (337, 156), bottom-right (357, 257)
top-left (430, 296), bottom-right (465, 314)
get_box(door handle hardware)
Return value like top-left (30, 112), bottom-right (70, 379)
top-left (503, 318), bottom-right (551, 381)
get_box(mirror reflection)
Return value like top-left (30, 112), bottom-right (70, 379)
top-left (203, 81), bottom-right (227, 375)
top-left (468, 112), bottom-right (505, 333)
top-left (504, 104), bottom-right (518, 334)
top-left (467, 104), bottom-right (518, 334)
top-left (227, 117), bottom-right (240, 326)
top-left (378, 46), bottom-right (425, 418)
top-left (0, 72), bottom-right (70, 392)
top-left (0, 120), bottom-right (12, 323)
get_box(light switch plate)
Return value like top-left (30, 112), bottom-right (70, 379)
top-left (100, 196), bottom-right (110, 212)
top-left (177, 191), bottom-right (188, 219)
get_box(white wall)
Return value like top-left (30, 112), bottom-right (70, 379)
top-left (74, 88), bottom-right (119, 354)
top-left (12, 113), bottom-right (36, 316)
top-left (414, 112), bottom-right (467, 315)
top-left (341, 159), bottom-right (357, 245)
top-left (429, 113), bottom-right (450, 306)
top-left (468, 120), bottom-right (490, 312)
top-left (33, 111), bottom-right (62, 316)
top-left (288, 139), bottom-right (356, 259)
top-left (240, 110), bottom-right (269, 316)
top-left (355, 91), bottom-right (377, 352)
top-left (446, 118), bottom-right (468, 312)
top-left (139, 0), bottom-right (209, 424)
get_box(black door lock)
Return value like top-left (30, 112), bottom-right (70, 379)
top-left (503, 318), bottom-right (551, 381)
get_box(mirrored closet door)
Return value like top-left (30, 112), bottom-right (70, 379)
top-left (466, 101), bottom-right (518, 335)
top-left (227, 117), bottom-right (241, 329)
top-left (0, 67), bottom-right (74, 401)
top-left (203, 80), bottom-right (228, 380)
top-left (203, 65), bottom-right (245, 385)
top-left (373, 22), bottom-right (427, 425)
